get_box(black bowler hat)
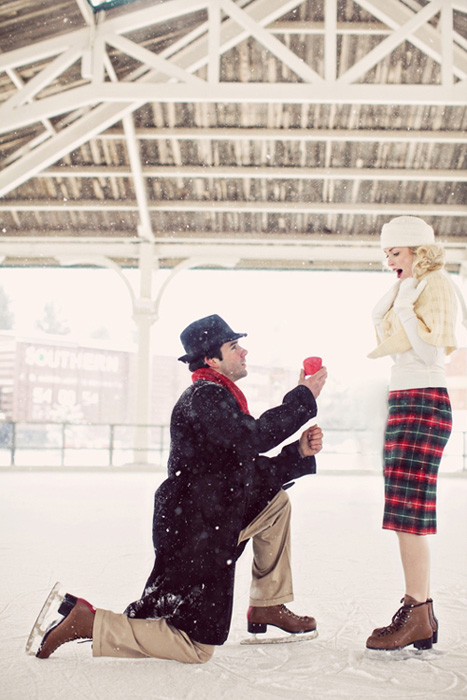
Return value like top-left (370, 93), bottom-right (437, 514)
top-left (178, 314), bottom-right (247, 363)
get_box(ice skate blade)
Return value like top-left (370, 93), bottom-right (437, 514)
top-left (240, 629), bottom-right (318, 645)
top-left (365, 646), bottom-right (436, 661)
top-left (25, 582), bottom-right (64, 656)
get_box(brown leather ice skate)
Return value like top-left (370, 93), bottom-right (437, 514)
top-left (36, 594), bottom-right (96, 659)
top-left (426, 598), bottom-right (438, 644)
top-left (247, 604), bottom-right (317, 635)
top-left (366, 596), bottom-right (433, 651)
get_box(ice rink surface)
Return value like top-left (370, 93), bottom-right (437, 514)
top-left (1, 470), bottom-right (466, 700)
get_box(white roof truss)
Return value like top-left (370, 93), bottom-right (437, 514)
top-left (0, 0), bottom-right (466, 271)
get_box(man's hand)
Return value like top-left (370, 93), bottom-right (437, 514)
top-left (298, 366), bottom-right (327, 399)
top-left (298, 425), bottom-right (323, 458)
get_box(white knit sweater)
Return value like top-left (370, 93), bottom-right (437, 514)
top-left (370, 269), bottom-right (460, 391)
top-left (389, 347), bottom-right (447, 391)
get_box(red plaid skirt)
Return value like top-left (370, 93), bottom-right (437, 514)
top-left (383, 388), bottom-right (452, 535)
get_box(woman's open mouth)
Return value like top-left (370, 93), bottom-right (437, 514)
top-left (396, 269), bottom-right (403, 278)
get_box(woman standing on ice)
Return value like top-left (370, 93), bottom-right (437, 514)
top-left (366, 216), bottom-right (464, 652)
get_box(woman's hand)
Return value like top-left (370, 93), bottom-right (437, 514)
top-left (371, 281), bottom-right (400, 325)
top-left (393, 278), bottom-right (427, 312)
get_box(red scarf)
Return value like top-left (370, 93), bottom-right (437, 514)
top-left (192, 368), bottom-right (250, 415)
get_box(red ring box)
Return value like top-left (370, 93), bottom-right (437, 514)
top-left (303, 356), bottom-right (322, 376)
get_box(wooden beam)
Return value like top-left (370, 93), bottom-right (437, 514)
top-left (110, 127), bottom-right (467, 144)
top-left (1, 200), bottom-right (465, 216)
top-left (1, 83), bottom-right (464, 137)
top-left (0, 235), bottom-right (465, 270)
top-left (40, 165), bottom-right (467, 182)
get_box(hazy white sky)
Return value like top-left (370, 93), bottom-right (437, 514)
top-left (1, 266), bottom-right (465, 384)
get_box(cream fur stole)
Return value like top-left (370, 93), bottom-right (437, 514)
top-left (368, 269), bottom-right (458, 359)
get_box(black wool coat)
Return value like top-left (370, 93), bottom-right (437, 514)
top-left (124, 379), bottom-right (318, 645)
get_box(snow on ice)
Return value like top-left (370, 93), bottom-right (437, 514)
top-left (0, 470), bottom-right (466, 700)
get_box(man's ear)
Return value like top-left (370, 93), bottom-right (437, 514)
top-left (204, 355), bottom-right (218, 369)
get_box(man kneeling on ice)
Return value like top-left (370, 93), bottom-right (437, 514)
top-left (28, 314), bottom-right (327, 663)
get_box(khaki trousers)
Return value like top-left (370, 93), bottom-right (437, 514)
top-left (92, 489), bottom-right (292, 663)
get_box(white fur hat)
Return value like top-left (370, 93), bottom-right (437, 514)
top-left (380, 216), bottom-right (435, 249)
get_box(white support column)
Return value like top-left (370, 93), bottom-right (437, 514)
top-left (136, 254), bottom-right (237, 469)
top-left (132, 239), bottom-right (157, 465)
top-left (56, 249), bottom-right (157, 466)
top-left (458, 262), bottom-right (467, 354)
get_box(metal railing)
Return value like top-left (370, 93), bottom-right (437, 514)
top-left (0, 421), bottom-right (465, 472)
top-left (0, 421), bottom-right (171, 469)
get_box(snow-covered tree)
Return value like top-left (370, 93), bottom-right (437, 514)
top-left (89, 325), bottom-right (111, 340)
top-left (36, 301), bottom-right (70, 335)
top-left (0, 285), bottom-right (14, 330)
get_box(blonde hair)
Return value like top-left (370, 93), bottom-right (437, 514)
top-left (410, 244), bottom-right (445, 279)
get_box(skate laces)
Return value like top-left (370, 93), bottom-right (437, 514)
top-left (378, 604), bottom-right (412, 636)
top-left (280, 605), bottom-right (310, 621)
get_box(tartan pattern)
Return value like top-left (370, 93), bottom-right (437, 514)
top-left (383, 388), bottom-right (452, 535)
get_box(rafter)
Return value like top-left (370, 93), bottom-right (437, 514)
top-left (324, 0), bottom-right (337, 82)
top-left (354, 0), bottom-right (467, 79)
top-left (269, 20), bottom-right (391, 35)
top-left (1, 82), bottom-right (465, 138)
top-left (102, 127), bottom-right (467, 144)
top-left (441, 1), bottom-right (454, 86)
top-left (0, 236), bottom-right (465, 270)
top-left (208, 0), bottom-right (222, 83)
top-left (2, 46), bottom-right (85, 112)
top-left (338, 0), bottom-right (444, 85)
top-left (1, 200), bottom-right (465, 216)
top-left (103, 33), bottom-right (206, 85)
top-left (0, 0), bottom-right (465, 178)
top-left (0, 0), bottom-right (306, 197)
top-left (218, 0), bottom-right (323, 83)
top-left (0, 0), bottom-right (465, 269)
top-left (36, 165), bottom-right (467, 182)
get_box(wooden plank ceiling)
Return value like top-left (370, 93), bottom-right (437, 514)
top-left (0, 0), bottom-right (466, 272)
